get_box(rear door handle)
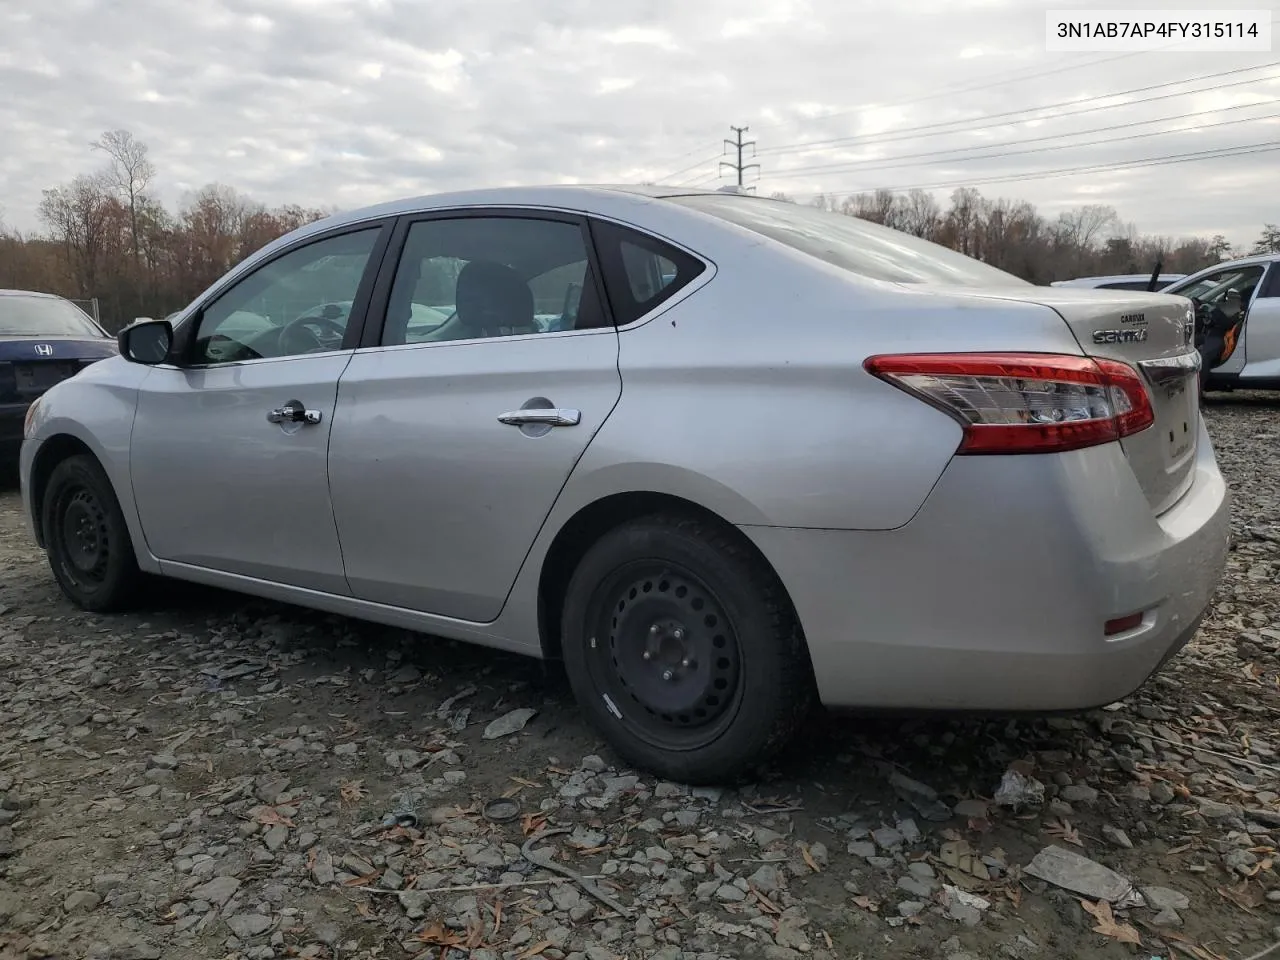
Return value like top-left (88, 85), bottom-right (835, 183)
top-left (497, 407), bottom-right (581, 427)
top-left (267, 400), bottom-right (323, 425)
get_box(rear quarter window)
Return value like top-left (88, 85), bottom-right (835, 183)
top-left (590, 219), bottom-right (706, 325)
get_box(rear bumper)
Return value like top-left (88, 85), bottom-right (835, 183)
top-left (741, 418), bottom-right (1229, 711)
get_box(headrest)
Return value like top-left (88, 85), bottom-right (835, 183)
top-left (455, 260), bottom-right (534, 334)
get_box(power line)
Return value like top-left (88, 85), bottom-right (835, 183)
top-left (771, 100), bottom-right (1280, 179)
top-left (719, 126), bottom-right (760, 187)
top-left (644, 47), bottom-right (1275, 183)
top-left (644, 47), bottom-right (1266, 183)
top-left (648, 54), bottom-right (1156, 179)
top-left (754, 61), bottom-right (1280, 159)
top-left (792, 140), bottom-right (1280, 200)
top-left (658, 152), bottom-right (730, 184)
top-left (748, 42), bottom-right (1213, 134)
top-left (645, 142), bottom-right (727, 180)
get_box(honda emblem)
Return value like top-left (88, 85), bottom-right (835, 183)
top-left (33, 343), bottom-right (53, 357)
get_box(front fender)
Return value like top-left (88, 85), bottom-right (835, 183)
top-left (20, 365), bottom-right (157, 571)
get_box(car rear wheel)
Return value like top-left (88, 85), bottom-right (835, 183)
top-left (42, 454), bottom-right (141, 612)
top-left (561, 513), bottom-right (815, 784)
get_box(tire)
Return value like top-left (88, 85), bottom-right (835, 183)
top-left (560, 513), bottom-right (815, 784)
top-left (41, 454), bottom-right (141, 612)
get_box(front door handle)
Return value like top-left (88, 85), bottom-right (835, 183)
top-left (267, 400), bottom-right (323, 425)
top-left (497, 407), bottom-right (581, 427)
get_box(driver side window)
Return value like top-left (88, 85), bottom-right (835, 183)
top-left (193, 228), bottom-right (382, 365)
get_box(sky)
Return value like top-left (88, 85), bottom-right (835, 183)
top-left (1, 0), bottom-right (1278, 250)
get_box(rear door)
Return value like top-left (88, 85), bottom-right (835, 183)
top-left (327, 210), bottom-right (622, 622)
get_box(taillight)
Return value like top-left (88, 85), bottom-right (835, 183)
top-left (864, 352), bottom-right (1155, 455)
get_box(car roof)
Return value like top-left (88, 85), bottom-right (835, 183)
top-left (1192, 252), bottom-right (1280, 270)
top-left (293, 184), bottom-right (734, 238)
top-left (1050, 273), bottom-right (1186, 286)
top-left (1165, 252), bottom-right (1280, 288)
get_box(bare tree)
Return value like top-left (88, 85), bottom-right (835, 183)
top-left (944, 187), bottom-right (985, 257)
top-left (843, 189), bottom-right (905, 229)
top-left (1055, 204), bottom-right (1118, 252)
top-left (92, 129), bottom-right (156, 267)
top-left (38, 173), bottom-right (121, 294)
top-left (899, 189), bottom-right (941, 239)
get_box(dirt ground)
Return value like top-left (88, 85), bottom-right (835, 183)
top-left (2, 396), bottom-right (1280, 960)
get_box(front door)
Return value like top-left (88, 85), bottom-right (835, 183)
top-left (328, 212), bottom-right (621, 622)
top-left (1174, 262), bottom-right (1269, 375)
top-left (1239, 263), bottom-right (1280, 379)
top-left (129, 224), bottom-right (388, 593)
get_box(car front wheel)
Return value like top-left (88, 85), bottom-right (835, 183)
top-left (42, 454), bottom-right (141, 612)
top-left (561, 513), bottom-right (815, 784)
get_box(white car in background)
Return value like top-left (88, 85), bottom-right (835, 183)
top-left (1160, 253), bottom-right (1280, 391)
top-left (1051, 273), bottom-right (1186, 291)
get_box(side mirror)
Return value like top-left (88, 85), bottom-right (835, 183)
top-left (118, 319), bottom-right (174, 365)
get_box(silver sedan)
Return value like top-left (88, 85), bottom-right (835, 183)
top-left (18, 185), bottom-right (1229, 783)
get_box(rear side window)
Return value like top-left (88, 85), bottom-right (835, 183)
top-left (591, 219), bottom-right (705, 325)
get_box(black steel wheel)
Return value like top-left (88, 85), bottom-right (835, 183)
top-left (42, 454), bottom-right (141, 612)
top-left (586, 561), bottom-right (744, 751)
top-left (561, 513), bottom-right (815, 784)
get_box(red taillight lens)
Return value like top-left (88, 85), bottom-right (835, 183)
top-left (864, 352), bottom-right (1155, 455)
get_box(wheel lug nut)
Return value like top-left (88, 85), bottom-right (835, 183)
top-left (673, 628), bottom-right (684, 641)
top-left (642, 651), bottom-right (651, 660)
top-left (662, 669), bottom-right (673, 681)
top-left (681, 659), bottom-right (691, 668)
top-left (649, 624), bottom-right (660, 635)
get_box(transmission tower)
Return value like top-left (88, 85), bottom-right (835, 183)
top-left (720, 126), bottom-right (760, 188)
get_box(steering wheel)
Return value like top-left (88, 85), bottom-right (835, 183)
top-left (278, 310), bottom-right (347, 355)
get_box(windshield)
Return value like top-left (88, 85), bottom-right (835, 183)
top-left (671, 194), bottom-right (1030, 288)
top-left (0, 295), bottom-right (105, 337)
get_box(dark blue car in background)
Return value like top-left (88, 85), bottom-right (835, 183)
top-left (0, 290), bottom-right (117, 465)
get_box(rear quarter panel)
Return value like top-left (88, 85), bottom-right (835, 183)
top-left (568, 235), bottom-right (1088, 530)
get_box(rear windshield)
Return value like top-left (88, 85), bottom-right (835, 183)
top-left (0, 295), bottom-right (105, 337)
top-left (671, 194), bottom-right (1030, 288)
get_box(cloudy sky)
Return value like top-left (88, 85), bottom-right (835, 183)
top-left (1, 0), bottom-right (1278, 248)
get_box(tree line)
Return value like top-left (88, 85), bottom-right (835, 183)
top-left (776, 188), bottom-right (1277, 284)
top-left (0, 130), bottom-right (329, 331)
top-left (1, 129), bottom-right (1277, 333)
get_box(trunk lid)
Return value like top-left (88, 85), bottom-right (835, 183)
top-left (943, 287), bottom-right (1199, 515)
top-left (0, 335), bottom-right (117, 404)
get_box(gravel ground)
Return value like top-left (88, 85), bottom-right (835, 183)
top-left (2, 396), bottom-right (1280, 960)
